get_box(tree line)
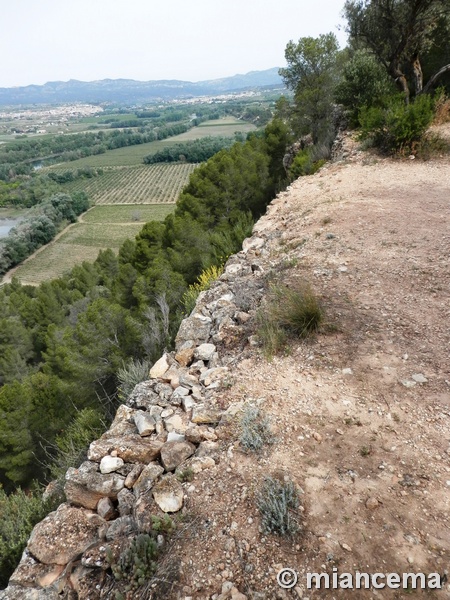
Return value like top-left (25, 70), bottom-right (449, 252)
top-left (0, 191), bottom-right (90, 275)
top-left (143, 135), bottom-right (240, 164)
top-left (0, 120), bottom-right (291, 493)
top-left (0, 124), bottom-right (191, 181)
top-left (278, 0), bottom-right (449, 157)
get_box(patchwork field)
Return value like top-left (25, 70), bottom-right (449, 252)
top-left (5, 117), bottom-right (253, 285)
top-left (46, 118), bottom-right (256, 169)
top-left (171, 117), bottom-right (256, 141)
top-left (61, 163), bottom-right (197, 204)
top-left (10, 203), bottom-right (174, 284)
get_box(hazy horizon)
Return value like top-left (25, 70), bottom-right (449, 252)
top-left (1, 67), bottom-right (281, 89)
top-left (1, 0), bottom-right (347, 89)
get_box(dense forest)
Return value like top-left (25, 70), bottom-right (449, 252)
top-left (1, 0), bottom-right (449, 586)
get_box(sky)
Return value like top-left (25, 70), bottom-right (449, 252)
top-left (0, 0), bottom-right (348, 88)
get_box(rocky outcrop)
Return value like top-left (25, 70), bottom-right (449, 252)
top-left (0, 215), bottom-right (273, 600)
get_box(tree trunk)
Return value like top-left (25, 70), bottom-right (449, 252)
top-left (411, 53), bottom-right (423, 96)
top-left (422, 63), bottom-right (450, 95)
top-left (389, 61), bottom-right (410, 104)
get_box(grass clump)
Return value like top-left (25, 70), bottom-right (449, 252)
top-left (257, 282), bottom-right (323, 357)
top-left (240, 406), bottom-right (274, 453)
top-left (177, 467), bottom-right (194, 483)
top-left (117, 358), bottom-right (151, 401)
top-left (257, 476), bottom-right (301, 536)
top-left (432, 89), bottom-right (450, 125)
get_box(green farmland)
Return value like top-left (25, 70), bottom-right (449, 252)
top-left (46, 117), bottom-right (256, 169)
top-left (82, 204), bottom-right (174, 223)
top-left (11, 203), bottom-right (175, 285)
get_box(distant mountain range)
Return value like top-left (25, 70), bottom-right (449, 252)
top-left (0, 68), bottom-right (284, 105)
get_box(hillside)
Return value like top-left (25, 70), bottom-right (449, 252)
top-left (2, 134), bottom-right (449, 599)
top-left (0, 69), bottom-right (283, 105)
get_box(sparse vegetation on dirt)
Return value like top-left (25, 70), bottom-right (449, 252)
top-left (257, 282), bottom-right (323, 356)
top-left (257, 476), bottom-right (302, 536)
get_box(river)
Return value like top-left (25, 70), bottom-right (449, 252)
top-left (0, 218), bottom-right (21, 239)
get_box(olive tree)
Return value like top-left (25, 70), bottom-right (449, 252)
top-left (279, 33), bottom-right (341, 143)
top-left (343, 0), bottom-right (450, 100)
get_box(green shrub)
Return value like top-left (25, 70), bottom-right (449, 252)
top-left (109, 533), bottom-right (159, 593)
top-left (257, 283), bottom-right (323, 357)
top-left (0, 485), bottom-right (52, 588)
top-left (177, 467), bottom-right (194, 483)
top-left (289, 149), bottom-right (326, 180)
top-left (240, 406), bottom-right (274, 453)
top-left (257, 476), bottom-right (301, 536)
top-left (181, 264), bottom-right (224, 315)
top-left (107, 516), bottom-right (174, 595)
top-left (358, 94), bottom-right (435, 154)
top-left (49, 408), bottom-right (105, 486)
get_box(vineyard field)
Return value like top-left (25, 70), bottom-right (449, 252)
top-left (10, 204), bottom-right (173, 284)
top-left (56, 223), bottom-right (143, 247)
top-left (61, 164), bottom-right (197, 204)
top-left (12, 244), bottom-right (103, 285)
top-left (168, 118), bottom-right (256, 141)
top-left (82, 204), bottom-right (174, 224)
top-left (12, 222), bottom-right (143, 284)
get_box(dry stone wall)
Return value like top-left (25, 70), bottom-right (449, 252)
top-left (0, 209), bottom-right (285, 599)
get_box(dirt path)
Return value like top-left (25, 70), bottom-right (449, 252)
top-left (164, 140), bottom-right (450, 599)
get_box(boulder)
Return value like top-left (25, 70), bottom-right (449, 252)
top-left (199, 367), bottom-right (229, 387)
top-left (134, 495), bottom-right (159, 533)
top-left (126, 381), bottom-right (162, 410)
top-left (99, 456), bottom-right (124, 474)
top-left (133, 463), bottom-right (164, 498)
top-left (27, 504), bottom-right (105, 566)
top-left (65, 462), bottom-right (125, 509)
top-left (160, 441), bottom-right (196, 471)
top-left (117, 488), bottom-right (135, 517)
top-left (152, 475), bottom-right (184, 513)
top-left (194, 343), bottom-right (216, 361)
top-left (133, 411), bottom-right (156, 437)
top-left (0, 586), bottom-right (61, 599)
top-left (88, 435), bottom-right (163, 464)
top-left (96, 497), bottom-right (116, 521)
top-left (106, 516), bottom-right (137, 541)
top-left (175, 347), bottom-right (195, 367)
top-left (149, 353), bottom-right (170, 379)
top-left (191, 404), bottom-right (223, 424)
top-left (68, 564), bottom-right (104, 599)
top-left (8, 550), bottom-right (64, 589)
top-left (176, 314), bottom-right (212, 348)
top-left (124, 463), bottom-right (144, 489)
